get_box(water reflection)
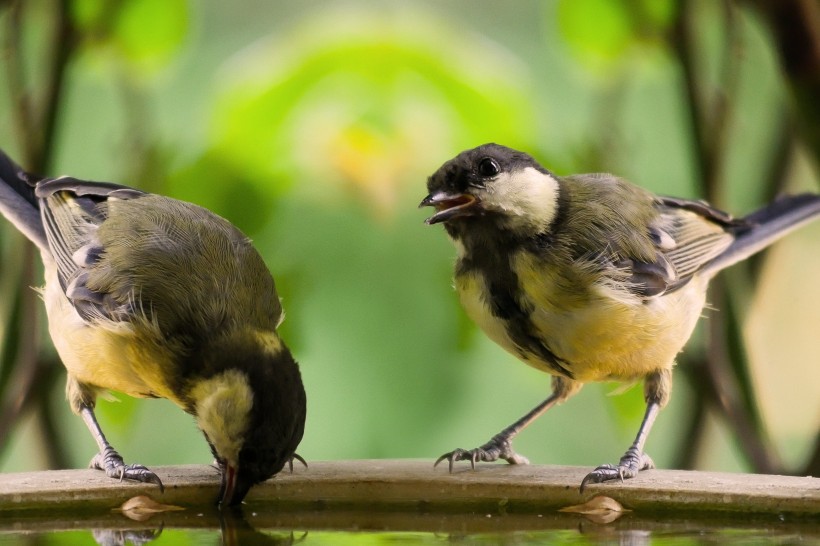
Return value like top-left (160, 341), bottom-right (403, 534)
top-left (1, 505), bottom-right (815, 545)
top-left (220, 508), bottom-right (306, 546)
top-left (83, 507), bottom-right (307, 546)
top-left (84, 503), bottom-right (308, 546)
top-left (92, 528), bottom-right (163, 546)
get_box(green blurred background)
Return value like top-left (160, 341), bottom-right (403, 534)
top-left (0, 0), bottom-right (817, 481)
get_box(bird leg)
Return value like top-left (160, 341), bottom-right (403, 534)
top-left (580, 369), bottom-right (670, 491)
top-left (80, 404), bottom-right (164, 491)
top-left (436, 376), bottom-right (580, 471)
top-left (579, 400), bottom-right (658, 491)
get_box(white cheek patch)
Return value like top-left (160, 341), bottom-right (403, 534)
top-left (483, 167), bottom-right (560, 233)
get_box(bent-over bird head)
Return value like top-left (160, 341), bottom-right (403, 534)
top-left (189, 335), bottom-right (306, 506)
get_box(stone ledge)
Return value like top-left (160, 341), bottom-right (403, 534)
top-left (0, 460), bottom-right (816, 518)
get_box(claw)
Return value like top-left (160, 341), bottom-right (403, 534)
top-left (434, 448), bottom-right (478, 473)
top-left (434, 435), bottom-right (530, 473)
top-left (579, 449), bottom-right (654, 493)
top-left (89, 446), bottom-right (164, 492)
top-left (433, 450), bottom-right (459, 473)
top-left (128, 466), bottom-right (165, 492)
top-left (288, 453), bottom-right (308, 472)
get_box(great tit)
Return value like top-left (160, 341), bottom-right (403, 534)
top-left (421, 143), bottom-right (820, 489)
top-left (0, 149), bottom-right (306, 506)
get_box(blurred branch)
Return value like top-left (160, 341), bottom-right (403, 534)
top-left (0, 244), bottom-right (38, 441)
top-left (671, 0), bottom-right (782, 474)
top-left (716, 280), bottom-right (781, 472)
top-left (3, 0), bottom-right (75, 170)
top-left (746, 115), bottom-right (794, 288)
top-left (761, 116), bottom-right (797, 202)
top-left (750, 0), bottom-right (820, 164)
top-left (677, 352), bottom-right (778, 473)
top-left (0, 0), bottom-right (76, 469)
top-left (3, 1), bottom-right (36, 161)
top-left (116, 76), bottom-right (170, 193)
top-left (29, 358), bottom-right (67, 469)
top-left (38, 0), bottom-right (76, 173)
top-left (803, 432), bottom-right (820, 476)
top-left (672, 363), bottom-right (707, 470)
top-left (750, 0), bottom-right (820, 477)
top-left (673, 0), bottom-right (742, 203)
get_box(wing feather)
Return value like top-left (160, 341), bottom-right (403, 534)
top-left (650, 198), bottom-right (737, 293)
top-left (37, 176), bottom-right (147, 321)
top-left (606, 197), bottom-right (738, 299)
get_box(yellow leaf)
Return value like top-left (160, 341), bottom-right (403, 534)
top-left (115, 495), bottom-right (185, 522)
top-left (559, 495), bottom-right (631, 524)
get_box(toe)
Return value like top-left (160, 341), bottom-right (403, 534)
top-left (289, 453), bottom-right (308, 471)
top-left (579, 451), bottom-right (655, 492)
top-left (122, 465), bottom-right (165, 492)
top-left (435, 448), bottom-right (484, 473)
top-left (579, 466), bottom-right (619, 492)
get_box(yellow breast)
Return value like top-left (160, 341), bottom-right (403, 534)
top-left (43, 265), bottom-right (183, 406)
top-left (456, 251), bottom-right (708, 383)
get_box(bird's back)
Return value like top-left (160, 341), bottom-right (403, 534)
top-left (91, 195), bottom-right (283, 336)
top-left (41, 190), bottom-right (284, 405)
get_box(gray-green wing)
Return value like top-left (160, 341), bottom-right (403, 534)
top-left (649, 196), bottom-right (738, 292)
top-left (37, 176), bottom-right (148, 321)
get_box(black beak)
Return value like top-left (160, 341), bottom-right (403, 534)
top-left (218, 464), bottom-right (253, 507)
top-left (419, 191), bottom-right (478, 224)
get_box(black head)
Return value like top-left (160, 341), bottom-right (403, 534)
top-left (222, 347), bottom-right (306, 506)
top-left (420, 143), bottom-right (560, 237)
top-left (192, 337), bottom-right (306, 507)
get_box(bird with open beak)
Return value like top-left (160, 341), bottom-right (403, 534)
top-left (421, 143), bottom-right (820, 489)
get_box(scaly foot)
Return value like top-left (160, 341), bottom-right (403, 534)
top-left (435, 433), bottom-right (530, 472)
top-left (579, 446), bottom-right (654, 492)
top-left (89, 445), bottom-right (164, 491)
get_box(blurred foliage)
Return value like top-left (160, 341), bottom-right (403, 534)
top-left (558, 0), bottom-right (676, 70)
top-left (71, 0), bottom-right (189, 74)
top-left (0, 0), bottom-right (817, 495)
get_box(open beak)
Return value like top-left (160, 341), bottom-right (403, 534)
top-left (419, 191), bottom-right (478, 224)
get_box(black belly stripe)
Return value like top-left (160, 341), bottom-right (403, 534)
top-left (504, 313), bottom-right (574, 379)
top-left (483, 264), bottom-right (574, 379)
top-left (456, 231), bottom-right (575, 379)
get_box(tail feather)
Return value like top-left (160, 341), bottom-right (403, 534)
top-left (0, 149), bottom-right (48, 250)
top-left (702, 193), bottom-right (820, 277)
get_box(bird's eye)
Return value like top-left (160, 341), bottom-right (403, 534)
top-left (477, 157), bottom-right (500, 178)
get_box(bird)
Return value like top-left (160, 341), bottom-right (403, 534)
top-left (0, 148), bottom-right (306, 506)
top-left (420, 143), bottom-right (820, 490)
